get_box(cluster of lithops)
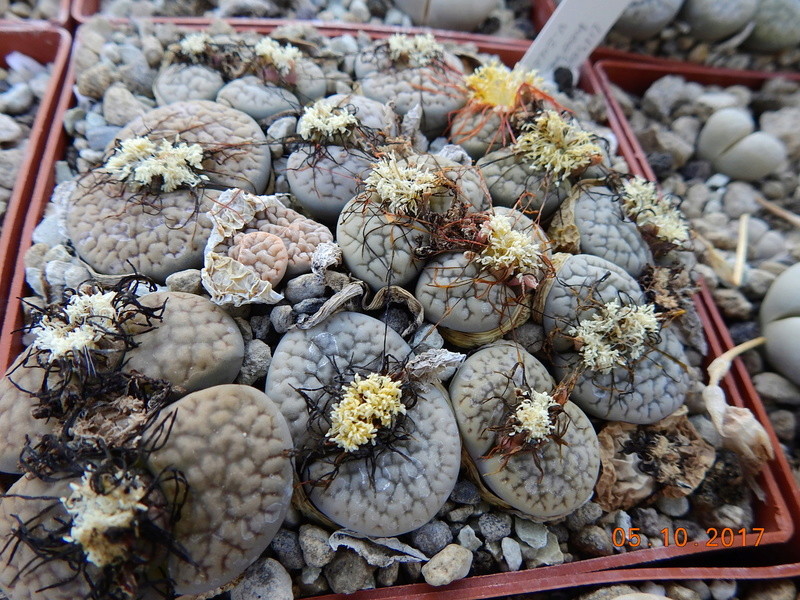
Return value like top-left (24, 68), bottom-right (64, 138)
top-left (0, 21), bottom-right (760, 598)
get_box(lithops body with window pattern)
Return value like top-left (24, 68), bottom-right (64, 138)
top-left (477, 110), bottom-right (604, 220)
top-left (449, 62), bottom-right (559, 159)
top-left (265, 311), bottom-right (461, 536)
top-left (354, 34), bottom-right (467, 138)
top-left (415, 207), bottom-right (551, 347)
top-left (155, 33), bottom-right (324, 108)
top-left (287, 94), bottom-right (398, 222)
top-left (535, 253), bottom-right (689, 424)
top-left (337, 150), bottom-right (490, 290)
top-left (449, 341), bottom-right (600, 520)
top-left (66, 100), bottom-right (271, 283)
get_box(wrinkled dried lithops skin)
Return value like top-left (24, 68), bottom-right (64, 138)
top-left (539, 254), bottom-right (644, 353)
top-left (449, 341), bottom-right (553, 457)
top-left (287, 146), bottom-right (376, 222)
top-left (0, 477), bottom-right (92, 600)
top-left (216, 76), bottom-right (300, 120)
top-left (337, 194), bottom-right (430, 290)
top-left (153, 64), bottom-right (225, 106)
top-left (553, 327), bottom-right (690, 424)
top-left (265, 312), bottom-right (410, 442)
top-left (478, 401), bottom-right (599, 520)
top-left (0, 355), bottom-right (57, 473)
top-left (307, 384), bottom-right (460, 537)
top-left (65, 174), bottom-right (218, 282)
top-left (549, 185), bottom-right (652, 278)
top-left (477, 146), bottom-right (570, 219)
top-left (125, 292), bottom-right (245, 393)
top-left (148, 385), bottom-right (293, 595)
top-left (415, 251), bottom-right (518, 334)
top-left (114, 100), bottom-right (271, 194)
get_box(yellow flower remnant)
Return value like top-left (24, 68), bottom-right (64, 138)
top-left (621, 176), bottom-right (690, 245)
top-left (569, 300), bottom-right (659, 373)
top-left (364, 155), bottom-right (439, 216)
top-left (297, 98), bottom-right (359, 142)
top-left (61, 469), bottom-right (148, 567)
top-left (465, 61), bottom-right (545, 108)
top-left (514, 110), bottom-right (602, 181)
top-left (476, 213), bottom-right (544, 276)
top-left (254, 37), bottom-right (303, 76)
top-left (105, 136), bottom-right (208, 192)
top-left (512, 389), bottom-right (558, 443)
top-left (327, 373), bottom-right (406, 452)
top-left (387, 33), bottom-right (444, 68)
top-left (32, 291), bottom-right (119, 362)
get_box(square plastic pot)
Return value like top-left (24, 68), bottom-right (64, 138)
top-left (0, 25), bottom-right (71, 330)
top-left (0, 25), bottom-right (792, 599)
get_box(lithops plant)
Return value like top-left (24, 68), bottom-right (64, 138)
top-left (265, 311), bottom-right (461, 536)
top-left (287, 94), bottom-right (398, 222)
top-left (449, 61), bottom-right (557, 159)
top-left (354, 34), bottom-right (467, 137)
top-left (535, 253), bottom-right (690, 424)
top-left (337, 150), bottom-right (489, 290)
top-left (477, 110), bottom-right (604, 219)
top-left (449, 341), bottom-right (600, 520)
top-left (760, 262), bottom-right (800, 386)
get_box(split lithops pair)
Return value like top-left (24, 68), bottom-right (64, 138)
top-left (155, 32), bottom-right (325, 111)
top-left (265, 311), bottom-right (462, 537)
top-left (67, 100), bottom-right (271, 283)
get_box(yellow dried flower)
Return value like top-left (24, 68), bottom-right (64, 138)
top-left (327, 373), bottom-right (405, 452)
top-left (254, 37), bottom-right (303, 76)
top-left (297, 98), bottom-right (359, 142)
top-left (61, 469), bottom-right (148, 567)
top-left (514, 110), bottom-right (602, 181)
top-left (621, 176), bottom-right (690, 245)
top-left (476, 213), bottom-right (544, 276)
top-left (464, 61), bottom-right (545, 108)
top-left (512, 389), bottom-right (557, 442)
top-left (568, 300), bottom-right (659, 373)
top-left (386, 33), bottom-right (444, 68)
top-left (364, 155), bottom-right (439, 215)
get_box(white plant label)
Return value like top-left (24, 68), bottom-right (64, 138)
top-left (519, 0), bottom-right (634, 79)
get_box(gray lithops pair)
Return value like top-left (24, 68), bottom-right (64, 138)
top-left (0, 384), bottom-right (294, 599)
top-left (265, 311), bottom-right (461, 537)
top-left (449, 340), bottom-right (600, 520)
top-left (477, 110), bottom-right (604, 219)
top-left (760, 262), bottom-right (800, 386)
top-left (337, 150), bottom-right (490, 290)
top-left (67, 100), bottom-right (270, 283)
top-left (287, 94), bottom-right (399, 222)
top-left (535, 253), bottom-right (690, 424)
top-left (354, 34), bottom-right (467, 137)
top-left (155, 32), bottom-right (325, 108)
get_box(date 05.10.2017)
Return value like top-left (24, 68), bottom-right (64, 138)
top-left (611, 527), bottom-right (766, 548)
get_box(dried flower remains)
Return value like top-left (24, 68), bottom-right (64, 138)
top-left (512, 389), bottom-right (558, 443)
top-left (254, 37), bottom-right (303, 76)
top-left (464, 61), bottom-right (545, 109)
top-left (621, 176), bottom-right (690, 245)
top-left (476, 213), bottom-right (545, 278)
top-left (386, 33), bottom-right (444, 68)
top-left (297, 98), bottom-right (359, 143)
top-left (104, 136), bottom-right (208, 192)
top-left (364, 155), bottom-right (439, 215)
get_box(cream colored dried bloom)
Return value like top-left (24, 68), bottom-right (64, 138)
top-left (61, 469), bottom-right (148, 567)
top-left (254, 37), bottom-right (303, 76)
top-left (32, 291), bottom-right (119, 361)
top-left (297, 98), bottom-right (359, 142)
top-left (569, 301), bottom-right (659, 373)
top-left (364, 155), bottom-right (439, 215)
top-left (386, 33), bottom-right (444, 68)
top-left (512, 389), bottom-right (557, 442)
top-left (621, 176), bottom-right (690, 245)
top-left (514, 110), bottom-right (602, 181)
top-left (465, 61), bottom-right (545, 108)
top-left (327, 373), bottom-right (406, 452)
top-left (105, 136), bottom-right (208, 192)
top-left (476, 213), bottom-right (544, 276)
top-left (179, 32), bottom-right (211, 56)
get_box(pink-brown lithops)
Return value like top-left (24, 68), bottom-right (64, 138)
top-left (148, 384), bottom-right (294, 595)
top-left (125, 291), bottom-right (245, 393)
top-left (449, 341), bottom-right (600, 520)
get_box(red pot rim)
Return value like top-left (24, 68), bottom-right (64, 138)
top-left (0, 25), bottom-right (794, 598)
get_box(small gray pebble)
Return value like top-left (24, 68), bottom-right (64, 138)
top-left (231, 557), bottom-right (293, 600)
top-left (565, 501), bottom-right (602, 531)
top-left (323, 551), bottom-right (375, 594)
top-left (410, 520), bottom-right (453, 557)
top-left (299, 524), bottom-right (335, 568)
top-left (478, 513), bottom-right (512, 543)
top-left (656, 495), bottom-right (690, 517)
top-left (294, 297), bottom-right (326, 315)
top-left (269, 529), bottom-right (305, 570)
top-left (283, 273), bottom-right (326, 303)
top-left (449, 480), bottom-right (481, 505)
top-left (270, 304), bottom-right (294, 333)
top-left (710, 579), bottom-right (737, 600)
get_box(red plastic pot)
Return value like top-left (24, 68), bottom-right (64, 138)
top-left (0, 25), bottom-right (71, 330)
top-left (0, 25), bottom-right (793, 599)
